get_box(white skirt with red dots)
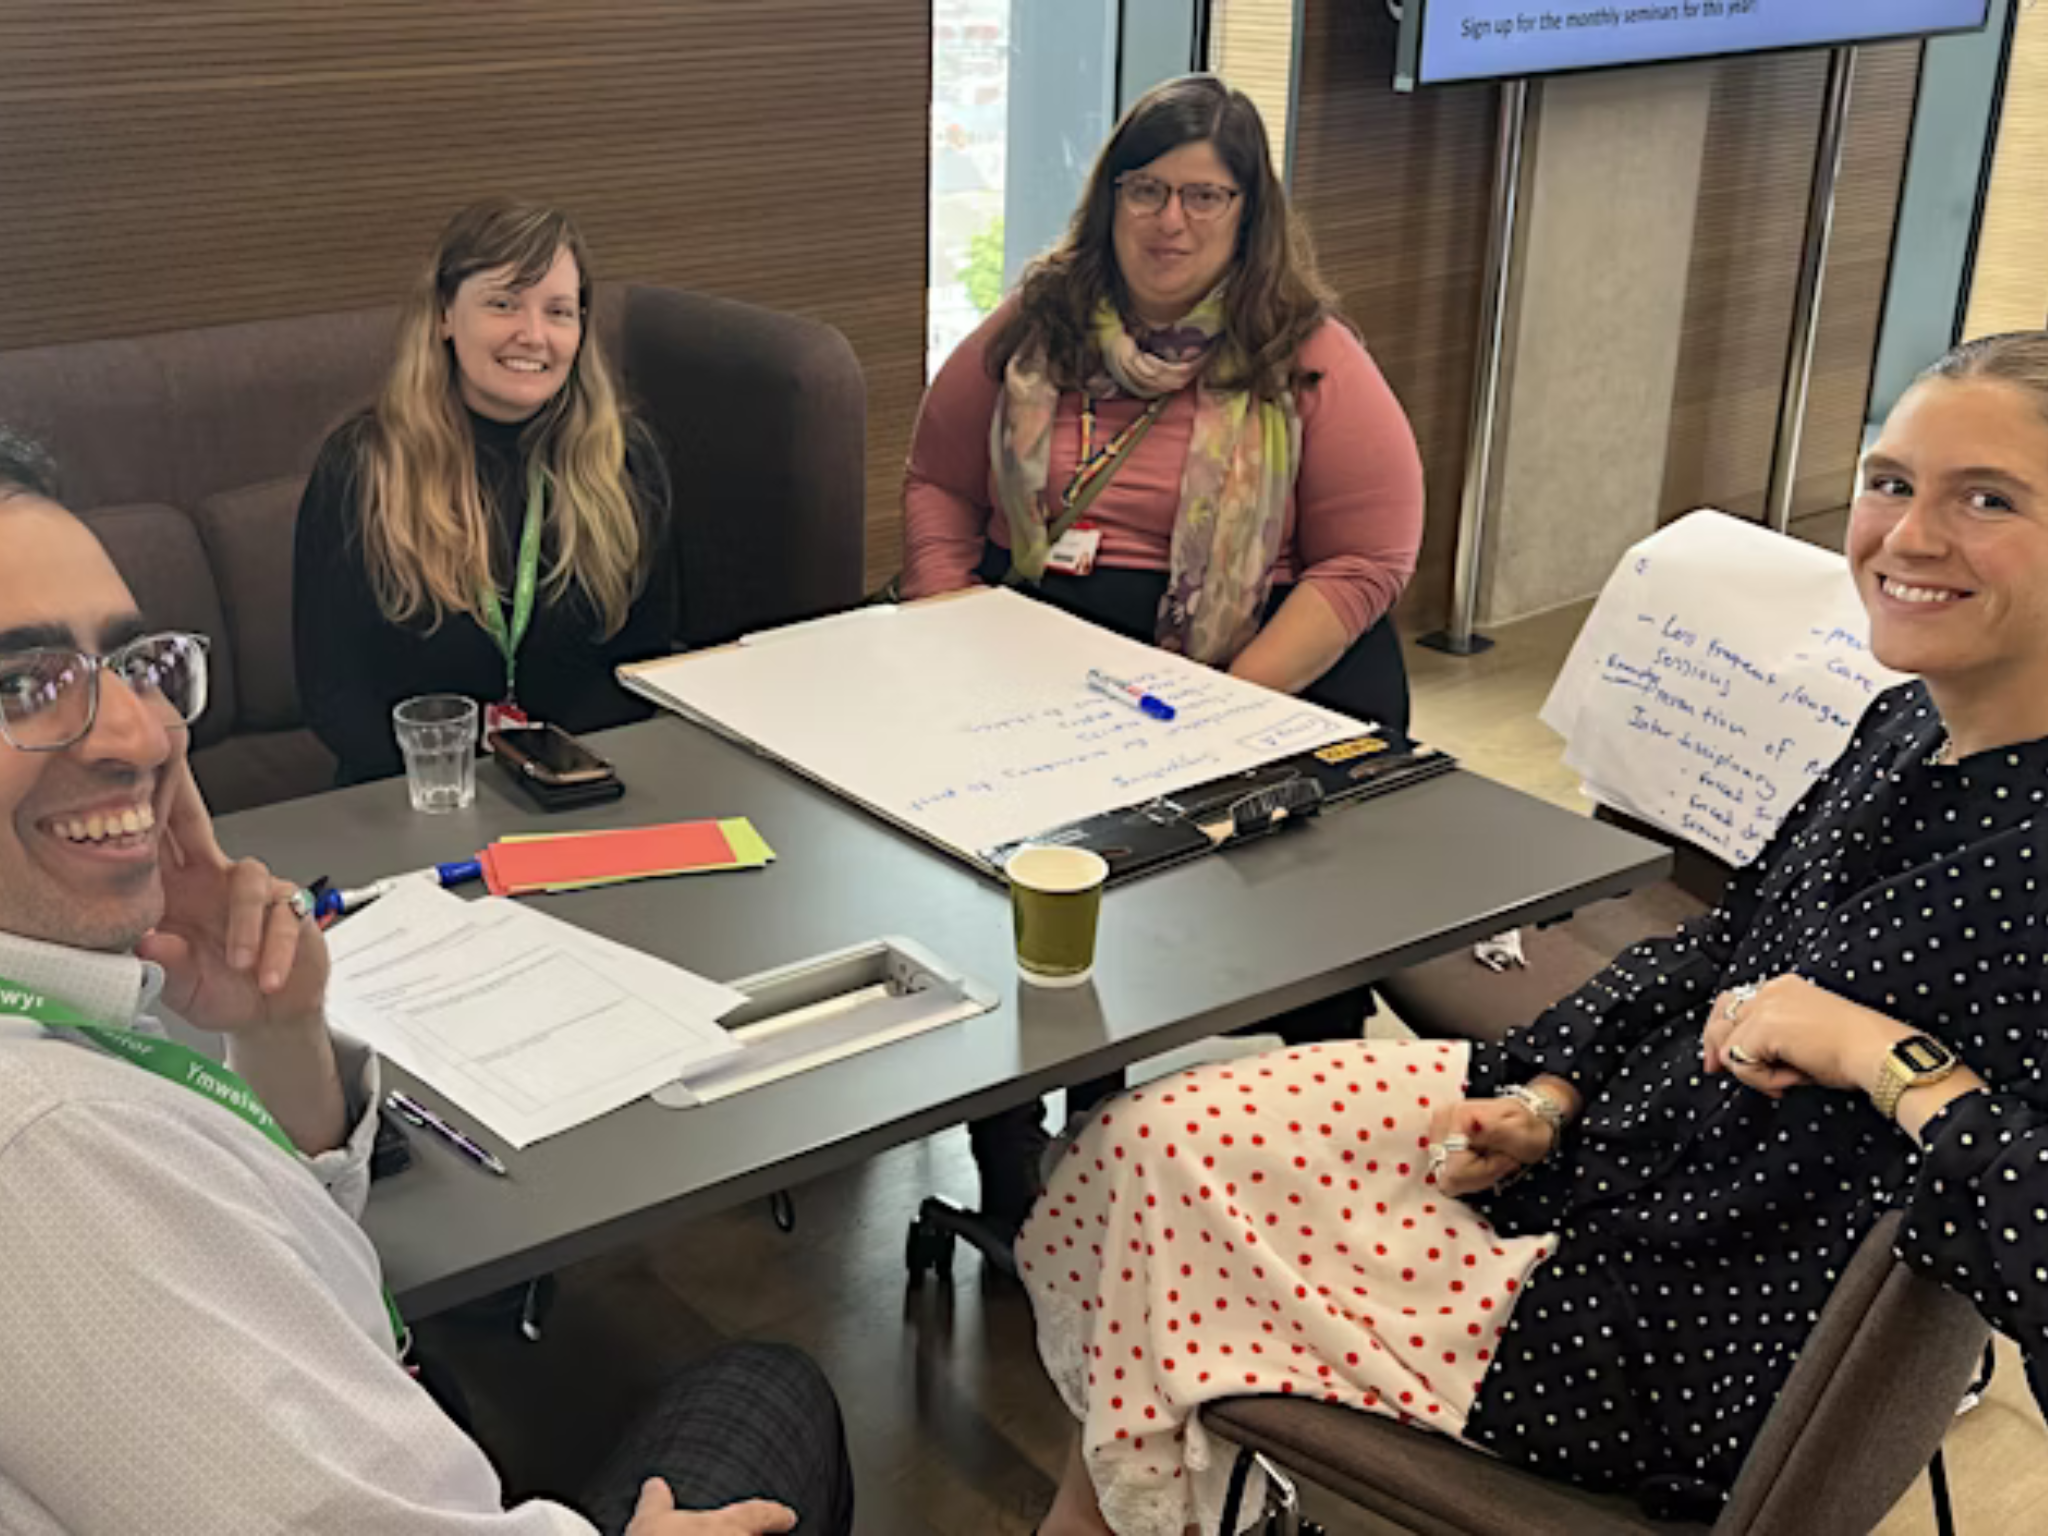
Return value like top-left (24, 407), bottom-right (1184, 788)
top-left (1019, 1039), bottom-right (1556, 1536)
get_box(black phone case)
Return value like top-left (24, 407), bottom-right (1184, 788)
top-left (497, 756), bottom-right (626, 811)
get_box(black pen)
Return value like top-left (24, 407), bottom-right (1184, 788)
top-left (386, 1091), bottom-right (509, 1177)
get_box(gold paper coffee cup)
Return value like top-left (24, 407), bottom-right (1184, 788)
top-left (1006, 845), bottom-right (1109, 988)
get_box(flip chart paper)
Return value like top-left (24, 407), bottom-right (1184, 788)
top-left (1542, 510), bottom-right (1905, 866)
top-left (621, 589), bottom-right (1373, 868)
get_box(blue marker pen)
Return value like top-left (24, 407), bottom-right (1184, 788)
top-left (1087, 668), bottom-right (1176, 721)
top-left (315, 858), bottom-right (485, 920)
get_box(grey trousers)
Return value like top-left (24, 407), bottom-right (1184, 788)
top-left (579, 1343), bottom-right (855, 1536)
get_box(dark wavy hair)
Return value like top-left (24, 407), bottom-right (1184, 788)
top-left (988, 74), bottom-right (1339, 401)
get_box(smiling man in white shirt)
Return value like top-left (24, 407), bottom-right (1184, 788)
top-left (0, 429), bottom-right (852, 1536)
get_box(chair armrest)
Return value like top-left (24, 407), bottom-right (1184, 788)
top-left (1716, 1210), bottom-right (1990, 1534)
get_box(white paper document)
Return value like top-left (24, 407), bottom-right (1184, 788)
top-left (324, 882), bottom-right (747, 1148)
top-left (622, 588), bottom-right (1372, 868)
top-left (1542, 510), bottom-right (1905, 866)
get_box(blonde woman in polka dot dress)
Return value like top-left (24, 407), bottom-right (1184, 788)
top-left (1025, 333), bottom-right (2048, 1536)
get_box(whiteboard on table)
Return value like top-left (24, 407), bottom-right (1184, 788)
top-left (1542, 510), bottom-right (1906, 867)
top-left (620, 588), bottom-right (1373, 873)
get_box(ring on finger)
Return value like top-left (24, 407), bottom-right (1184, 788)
top-left (1724, 982), bottom-right (1759, 1023)
top-left (1726, 1044), bottom-right (1760, 1067)
top-left (279, 887), bottom-right (316, 922)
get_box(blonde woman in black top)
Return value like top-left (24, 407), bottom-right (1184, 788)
top-left (294, 200), bottom-right (675, 784)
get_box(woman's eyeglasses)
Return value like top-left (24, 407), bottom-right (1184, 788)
top-left (1115, 173), bottom-right (1243, 222)
top-left (0, 631), bottom-right (210, 752)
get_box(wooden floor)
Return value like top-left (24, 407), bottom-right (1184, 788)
top-left (425, 603), bottom-right (2047, 1535)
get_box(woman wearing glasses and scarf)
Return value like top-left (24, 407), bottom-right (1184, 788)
top-left (904, 75), bottom-right (1426, 1240)
top-left (902, 73), bottom-right (1423, 727)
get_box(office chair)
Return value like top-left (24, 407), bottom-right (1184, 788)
top-left (1206, 1211), bottom-right (1989, 1536)
top-left (1376, 803), bottom-right (1732, 1049)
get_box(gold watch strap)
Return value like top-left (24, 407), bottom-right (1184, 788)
top-left (1872, 1038), bottom-right (1960, 1121)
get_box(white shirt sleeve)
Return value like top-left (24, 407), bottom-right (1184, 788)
top-left (296, 1027), bottom-right (381, 1219)
top-left (0, 1094), bottom-right (599, 1535)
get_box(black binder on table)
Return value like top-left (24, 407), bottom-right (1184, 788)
top-left (982, 727), bottom-right (1456, 887)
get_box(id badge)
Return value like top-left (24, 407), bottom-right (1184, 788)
top-left (1046, 523), bottom-right (1103, 576)
top-left (482, 700), bottom-right (532, 744)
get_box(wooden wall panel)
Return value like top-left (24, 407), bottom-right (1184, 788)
top-left (0, 0), bottom-right (929, 584)
top-left (1660, 42), bottom-right (1922, 526)
top-left (1290, 1), bottom-right (1498, 632)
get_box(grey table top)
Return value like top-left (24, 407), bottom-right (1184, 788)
top-left (215, 715), bottom-right (1668, 1315)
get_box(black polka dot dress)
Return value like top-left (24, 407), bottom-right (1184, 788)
top-left (1460, 682), bottom-right (2048, 1511)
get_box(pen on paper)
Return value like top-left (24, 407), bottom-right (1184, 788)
top-left (1086, 669), bottom-right (1176, 721)
top-left (386, 1090), bottom-right (509, 1176)
top-left (316, 859), bottom-right (485, 922)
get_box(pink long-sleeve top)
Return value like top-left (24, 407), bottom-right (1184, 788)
top-left (901, 302), bottom-right (1425, 642)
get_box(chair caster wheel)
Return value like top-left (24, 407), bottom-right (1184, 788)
top-left (905, 1215), bottom-right (956, 1281)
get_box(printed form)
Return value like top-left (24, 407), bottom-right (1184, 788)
top-left (325, 881), bottom-right (746, 1148)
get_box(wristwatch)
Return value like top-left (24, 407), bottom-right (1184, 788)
top-left (1871, 1033), bottom-right (1961, 1121)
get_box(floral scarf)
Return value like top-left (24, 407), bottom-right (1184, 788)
top-left (990, 292), bottom-right (1301, 666)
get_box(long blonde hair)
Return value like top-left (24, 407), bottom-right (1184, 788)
top-left (357, 199), bottom-right (649, 635)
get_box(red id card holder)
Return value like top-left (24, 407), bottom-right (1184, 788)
top-left (482, 700), bottom-right (532, 742)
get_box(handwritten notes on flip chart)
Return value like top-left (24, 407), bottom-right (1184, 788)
top-left (1542, 510), bottom-right (1904, 866)
top-left (620, 589), bottom-right (1371, 869)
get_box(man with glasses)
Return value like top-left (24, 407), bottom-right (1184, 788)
top-left (0, 429), bottom-right (850, 1535)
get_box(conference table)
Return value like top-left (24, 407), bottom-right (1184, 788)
top-left (216, 712), bottom-right (1669, 1318)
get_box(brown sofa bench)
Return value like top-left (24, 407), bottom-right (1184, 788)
top-left (0, 286), bottom-right (866, 813)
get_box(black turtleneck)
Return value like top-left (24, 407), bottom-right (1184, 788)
top-left (292, 408), bottom-right (678, 785)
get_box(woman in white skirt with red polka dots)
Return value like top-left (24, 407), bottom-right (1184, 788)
top-left (1024, 1040), bottom-right (1566, 1536)
top-left (1024, 332), bottom-right (2048, 1536)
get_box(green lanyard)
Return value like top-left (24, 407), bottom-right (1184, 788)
top-left (476, 467), bottom-right (548, 705)
top-left (0, 975), bottom-right (411, 1358)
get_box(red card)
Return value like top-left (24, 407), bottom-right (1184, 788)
top-left (484, 820), bottom-right (740, 894)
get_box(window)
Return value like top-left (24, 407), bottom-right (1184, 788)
top-left (929, 0), bottom-right (1013, 375)
top-left (927, 1), bottom-right (1294, 376)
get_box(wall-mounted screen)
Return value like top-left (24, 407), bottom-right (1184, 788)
top-left (1396, 0), bottom-right (1992, 90)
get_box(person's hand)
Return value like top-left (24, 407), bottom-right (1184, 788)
top-left (133, 757), bottom-right (329, 1037)
top-left (624, 1477), bottom-right (796, 1534)
top-left (1429, 1097), bottom-right (1558, 1198)
top-left (1701, 974), bottom-right (1909, 1099)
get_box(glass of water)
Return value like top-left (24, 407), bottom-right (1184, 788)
top-left (392, 695), bottom-right (479, 813)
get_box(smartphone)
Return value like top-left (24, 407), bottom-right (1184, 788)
top-left (489, 723), bottom-right (614, 786)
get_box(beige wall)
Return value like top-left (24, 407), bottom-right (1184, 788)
top-left (1211, 0), bottom-right (1298, 174)
top-left (1965, 3), bottom-right (2048, 339)
top-left (1481, 66), bottom-right (1712, 625)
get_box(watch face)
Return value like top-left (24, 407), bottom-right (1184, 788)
top-left (1895, 1035), bottom-right (1956, 1074)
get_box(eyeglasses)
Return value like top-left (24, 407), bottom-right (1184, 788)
top-left (1116, 173), bottom-right (1243, 222)
top-left (0, 631), bottom-right (210, 752)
